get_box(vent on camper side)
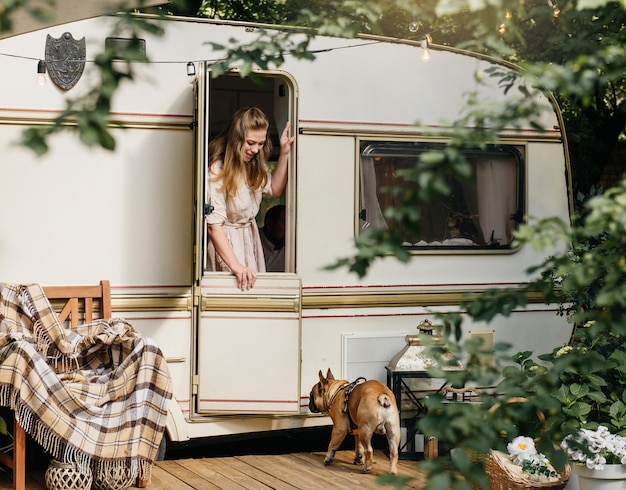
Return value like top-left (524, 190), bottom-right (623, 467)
top-left (342, 332), bottom-right (409, 384)
top-left (105, 37), bottom-right (147, 59)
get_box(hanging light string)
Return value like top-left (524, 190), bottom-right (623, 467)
top-left (37, 59), bottom-right (46, 85)
top-left (499, 1), bottom-right (560, 34)
top-left (547, 0), bottom-right (561, 17)
top-left (4, 0), bottom-right (565, 78)
top-left (413, 0), bottom-right (560, 45)
top-left (407, 22), bottom-right (452, 62)
top-left (2, 1), bottom-right (562, 71)
top-left (0, 38), bottom-right (383, 82)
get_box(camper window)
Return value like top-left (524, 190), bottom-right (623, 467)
top-left (359, 142), bottom-right (524, 249)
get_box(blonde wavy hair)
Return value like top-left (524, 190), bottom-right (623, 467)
top-left (208, 106), bottom-right (272, 196)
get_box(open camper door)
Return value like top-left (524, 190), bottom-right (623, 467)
top-left (192, 63), bottom-right (301, 414)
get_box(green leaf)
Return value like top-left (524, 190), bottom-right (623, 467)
top-left (564, 402), bottom-right (592, 418)
top-left (19, 128), bottom-right (49, 156)
top-left (570, 383), bottom-right (590, 398)
top-left (609, 400), bottom-right (626, 419)
top-left (376, 474), bottom-right (413, 489)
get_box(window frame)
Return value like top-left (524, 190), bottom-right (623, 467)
top-left (356, 137), bottom-right (527, 254)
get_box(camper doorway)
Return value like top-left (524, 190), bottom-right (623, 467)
top-left (194, 68), bottom-right (301, 416)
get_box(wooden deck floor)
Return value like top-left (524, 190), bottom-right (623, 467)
top-left (0, 450), bottom-right (425, 490)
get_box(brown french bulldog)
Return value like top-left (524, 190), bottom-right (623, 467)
top-left (309, 368), bottom-right (400, 474)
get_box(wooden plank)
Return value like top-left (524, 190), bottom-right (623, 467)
top-left (148, 464), bottom-right (197, 489)
top-left (237, 454), bottom-right (334, 490)
top-left (8, 450), bottom-right (429, 490)
top-left (294, 451), bottom-right (426, 489)
top-left (282, 453), bottom-right (386, 490)
top-left (396, 459), bottom-right (429, 482)
top-left (197, 457), bottom-right (276, 489)
top-left (27, 469), bottom-right (47, 490)
top-left (176, 458), bottom-right (248, 490)
top-left (154, 460), bottom-right (217, 489)
top-left (334, 450), bottom-right (427, 487)
top-left (0, 473), bottom-right (45, 490)
top-left (229, 456), bottom-right (299, 490)
top-left (317, 449), bottom-right (397, 474)
top-left (248, 452), bottom-right (380, 490)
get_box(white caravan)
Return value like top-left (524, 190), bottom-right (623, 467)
top-left (0, 14), bottom-right (572, 445)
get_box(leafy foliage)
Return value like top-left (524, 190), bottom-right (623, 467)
top-left (408, 173), bottom-right (626, 488)
top-left (207, 30), bottom-right (315, 80)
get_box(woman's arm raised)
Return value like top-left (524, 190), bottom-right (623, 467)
top-left (270, 121), bottom-right (295, 196)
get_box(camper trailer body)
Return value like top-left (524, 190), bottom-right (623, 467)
top-left (0, 15), bottom-right (572, 442)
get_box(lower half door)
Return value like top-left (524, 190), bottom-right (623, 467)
top-left (196, 274), bottom-right (301, 414)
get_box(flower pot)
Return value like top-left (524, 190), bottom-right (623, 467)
top-left (573, 464), bottom-right (626, 490)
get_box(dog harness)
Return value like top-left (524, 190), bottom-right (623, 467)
top-left (320, 377), bottom-right (367, 435)
top-left (343, 377), bottom-right (366, 434)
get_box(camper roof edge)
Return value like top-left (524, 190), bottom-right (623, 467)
top-left (0, 0), bottom-right (164, 40)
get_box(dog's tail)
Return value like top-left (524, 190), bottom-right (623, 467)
top-left (378, 394), bottom-right (392, 409)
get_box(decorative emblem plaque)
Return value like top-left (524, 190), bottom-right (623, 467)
top-left (45, 32), bottom-right (86, 90)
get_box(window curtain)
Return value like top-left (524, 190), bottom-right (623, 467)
top-left (359, 156), bottom-right (388, 231)
top-left (475, 158), bottom-right (518, 245)
top-left (460, 178), bottom-right (483, 244)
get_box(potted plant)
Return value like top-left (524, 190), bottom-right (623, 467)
top-left (561, 426), bottom-right (626, 489)
top-left (543, 185), bottom-right (626, 488)
top-left (415, 180), bottom-right (626, 490)
top-left (513, 184), bottom-right (626, 488)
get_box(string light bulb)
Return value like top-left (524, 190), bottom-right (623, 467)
top-left (547, 0), bottom-right (561, 17)
top-left (186, 61), bottom-right (196, 84)
top-left (37, 60), bottom-right (46, 86)
top-left (420, 35), bottom-right (431, 62)
top-left (408, 18), bottom-right (419, 33)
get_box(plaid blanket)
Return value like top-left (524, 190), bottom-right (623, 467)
top-left (0, 283), bottom-right (172, 482)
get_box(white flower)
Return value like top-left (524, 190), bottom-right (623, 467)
top-left (508, 436), bottom-right (537, 464)
top-left (562, 426), bottom-right (626, 470)
top-left (507, 436), bottom-right (559, 482)
top-left (555, 345), bottom-right (572, 357)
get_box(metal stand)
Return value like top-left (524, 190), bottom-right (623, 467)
top-left (386, 367), bottom-right (444, 460)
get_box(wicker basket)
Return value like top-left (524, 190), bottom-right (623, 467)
top-left (479, 397), bottom-right (570, 489)
top-left (482, 450), bottom-right (570, 490)
top-left (44, 460), bottom-right (93, 490)
top-left (92, 464), bottom-right (135, 490)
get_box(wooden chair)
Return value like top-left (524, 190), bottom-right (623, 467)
top-left (47, 281), bottom-right (147, 488)
top-left (0, 280), bottom-right (111, 490)
top-left (45, 280), bottom-right (112, 328)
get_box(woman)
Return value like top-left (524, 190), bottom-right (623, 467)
top-left (206, 107), bottom-right (294, 290)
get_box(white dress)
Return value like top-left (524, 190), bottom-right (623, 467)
top-left (206, 161), bottom-right (273, 273)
